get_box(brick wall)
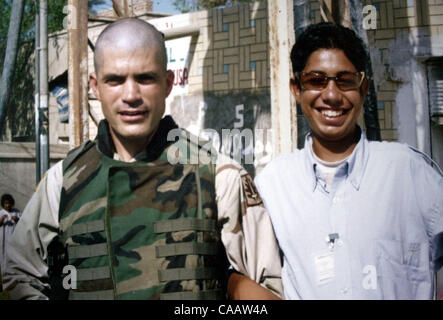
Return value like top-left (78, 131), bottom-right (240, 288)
top-left (189, 2), bottom-right (269, 93)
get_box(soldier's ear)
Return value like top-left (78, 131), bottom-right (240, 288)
top-left (165, 70), bottom-right (174, 98)
top-left (89, 72), bottom-right (101, 101)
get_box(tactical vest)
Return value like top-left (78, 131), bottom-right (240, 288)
top-left (57, 130), bottom-right (225, 300)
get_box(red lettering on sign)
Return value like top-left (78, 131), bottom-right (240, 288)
top-left (172, 68), bottom-right (189, 86)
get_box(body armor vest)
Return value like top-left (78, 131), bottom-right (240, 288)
top-left (57, 128), bottom-right (225, 300)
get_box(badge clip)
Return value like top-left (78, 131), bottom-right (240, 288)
top-left (326, 233), bottom-right (339, 251)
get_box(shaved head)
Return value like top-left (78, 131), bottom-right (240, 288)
top-left (94, 18), bottom-right (167, 74)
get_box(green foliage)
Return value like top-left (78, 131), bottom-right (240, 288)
top-left (0, 0), bottom-right (106, 141)
top-left (172, 0), bottom-right (199, 13)
top-left (0, 0), bottom-right (67, 140)
top-left (0, 0), bottom-right (67, 75)
top-left (173, 0), bottom-right (264, 13)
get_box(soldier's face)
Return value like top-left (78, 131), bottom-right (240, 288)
top-left (90, 47), bottom-right (174, 147)
top-left (290, 49), bottom-right (368, 143)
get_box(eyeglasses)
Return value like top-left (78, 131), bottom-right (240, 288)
top-left (296, 71), bottom-right (365, 91)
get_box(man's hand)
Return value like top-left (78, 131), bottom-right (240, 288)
top-left (227, 272), bottom-right (282, 300)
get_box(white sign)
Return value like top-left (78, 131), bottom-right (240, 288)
top-left (165, 36), bottom-right (192, 115)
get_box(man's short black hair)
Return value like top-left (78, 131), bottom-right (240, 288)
top-left (1, 194), bottom-right (14, 207)
top-left (290, 22), bottom-right (369, 75)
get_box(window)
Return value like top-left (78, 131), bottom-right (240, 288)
top-left (427, 58), bottom-right (443, 124)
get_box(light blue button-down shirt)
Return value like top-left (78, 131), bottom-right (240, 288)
top-left (255, 130), bottom-right (443, 299)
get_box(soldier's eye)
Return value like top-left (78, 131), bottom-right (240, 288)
top-left (136, 73), bottom-right (157, 84)
top-left (104, 76), bottom-right (125, 85)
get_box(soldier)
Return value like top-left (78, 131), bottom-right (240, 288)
top-left (3, 18), bottom-right (282, 300)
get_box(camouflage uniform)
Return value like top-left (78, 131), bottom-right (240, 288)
top-left (4, 116), bottom-right (282, 300)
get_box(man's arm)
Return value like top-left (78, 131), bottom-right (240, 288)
top-left (409, 150), bottom-right (443, 299)
top-left (215, 154), bottom-right (283, 299)
top-left (3, 162), bottom-right (62, 300)
top-left (228, 272), bottom-right (281, 300)
top-left (411, 154), bottom-right (443, 270)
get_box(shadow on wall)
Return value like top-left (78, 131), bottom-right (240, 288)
top-left (382, 1), bottom-right (432, 152)
top-left (169, 89), bottom-right (272, 178)
top-left (203, 90), bottom-right (271, 177)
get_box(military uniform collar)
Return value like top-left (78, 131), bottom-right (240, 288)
top-left (96, 115), bottom-right (179, 162)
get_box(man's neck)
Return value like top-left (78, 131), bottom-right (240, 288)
top-left (311, 128), bottom-right (360, 162)
top-left (110, 129), bottom-right (157, 162)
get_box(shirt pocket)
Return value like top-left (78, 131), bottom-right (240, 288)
top-left (375, 239), bottom-right (431, 299)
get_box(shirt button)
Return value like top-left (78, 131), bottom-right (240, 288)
top-left (332, 196), bottom-right (340, 204)
top-left (340, 287), bottom-right (349, 294)
top-left (337, 240), bottom-right (343, 247)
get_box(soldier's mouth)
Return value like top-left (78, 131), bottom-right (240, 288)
top-left (119, 111), bottom-right (147, 116)
top-left (118, 110), bottom-right (148, 121)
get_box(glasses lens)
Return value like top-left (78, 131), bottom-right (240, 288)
top-left (301, 73), bottom-right (327, 90)
top-left (336, 72), bottom-right (361, 90)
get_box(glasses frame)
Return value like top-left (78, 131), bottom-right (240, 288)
top-left (296, 71), bottom-right (366, 91)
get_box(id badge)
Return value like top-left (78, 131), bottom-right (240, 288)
top-left (314, 252), bottom-right (335, 285)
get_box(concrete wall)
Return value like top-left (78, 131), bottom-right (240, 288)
top-left (0, 143), bottom-right (68, 211)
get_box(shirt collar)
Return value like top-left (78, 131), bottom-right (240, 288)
top-left (303, 127), bottom-right (369, 192)
top-left (96, 115), bottom-right (179, 162)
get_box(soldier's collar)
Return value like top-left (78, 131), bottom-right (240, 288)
top-left (96, 116), bottom-right (179, 162)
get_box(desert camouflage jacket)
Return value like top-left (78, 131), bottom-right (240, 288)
top-left (4, 116), bottom-right (282, 300)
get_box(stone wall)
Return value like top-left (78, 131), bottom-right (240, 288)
top-left (0, 143), bottom-right (68, 210)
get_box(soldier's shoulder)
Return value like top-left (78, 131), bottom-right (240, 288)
top-left (62, 140), bottom-right (96, 172)
top-left (215, 152), bottom-right (243, 175)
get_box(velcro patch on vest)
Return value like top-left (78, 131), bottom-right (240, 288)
top-left (64, 220), bottom-right (105, 239)
top-left (158, 267), bottom-right (216, 282)
top-left (153, 218), bottom-right (216, 234)
top-left (69, 289), bottom-right (114, 300)
top-left (68, 243), bottom-right (108, 259)
top-left (155, 242), bottom-right (218, 258)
